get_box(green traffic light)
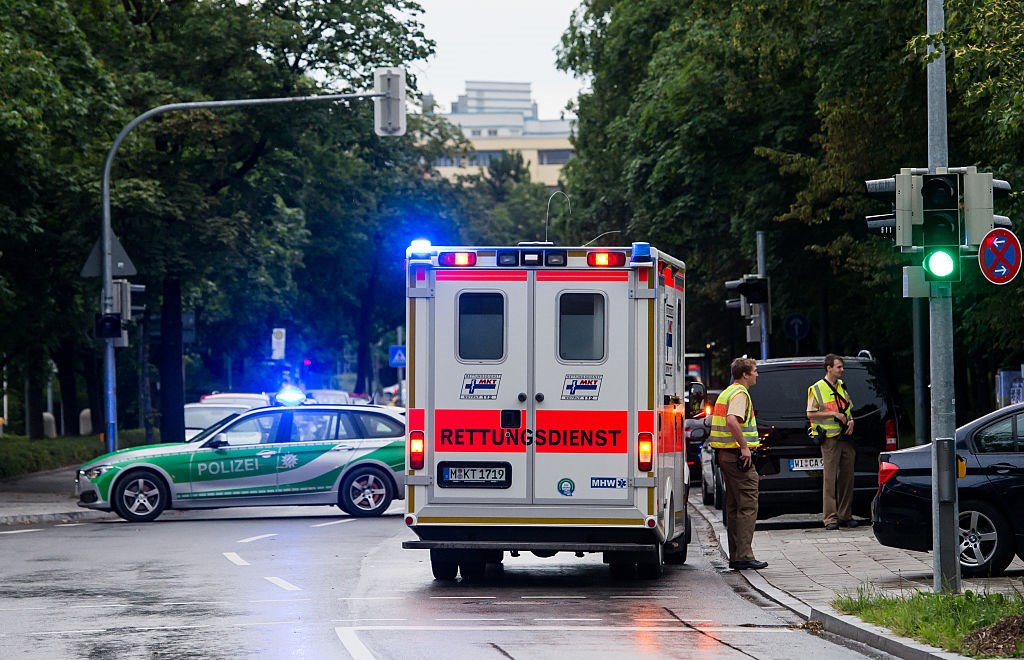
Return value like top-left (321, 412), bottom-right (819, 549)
top-left (923, 248), bottom-right (960, 281)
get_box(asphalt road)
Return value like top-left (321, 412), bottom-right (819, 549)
top-left (0, 504), bottom-right (893, 659)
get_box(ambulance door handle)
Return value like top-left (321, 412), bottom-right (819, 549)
top-left (518, 392), bottom-right (527, 403)
top-left (535, 392), bottom-right (545, 403)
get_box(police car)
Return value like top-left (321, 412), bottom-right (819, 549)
top-left (76, 404), bottom-right (406, 522)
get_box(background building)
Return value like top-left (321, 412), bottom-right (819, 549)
top-left (427, 81), bottom-right (573, 187)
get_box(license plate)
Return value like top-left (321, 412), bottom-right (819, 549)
top-left (438, 461), bottom-right (512, 489)
top-left (790, 457), bottom-right (825, 471)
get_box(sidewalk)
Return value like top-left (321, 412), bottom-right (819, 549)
top-left (0, 468), bottom-right (1015, 658)
top-left (690, 494), bottom-right (1023, 659)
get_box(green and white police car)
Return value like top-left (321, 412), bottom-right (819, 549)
top-left (76, 404), bottom-right (406, 522)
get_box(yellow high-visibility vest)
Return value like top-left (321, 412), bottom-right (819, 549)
top-left (808, 378), bottom-right (852, 438)
top-left (709, 383), bottom-right (759, 449)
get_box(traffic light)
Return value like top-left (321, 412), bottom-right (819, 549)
top-left (94, 313), bottom-right (123, 339)
top-left (920, 173), bottom-right (961, 282)
top-left (725, 274), bottom-right (769, 305)
top-left (374, 67), bottom-right (406, 137)
top-left (864, 173), bottom-right (917, 247)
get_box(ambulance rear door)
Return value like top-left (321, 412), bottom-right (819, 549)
top-left (531, 267), bottom-right (634, 505)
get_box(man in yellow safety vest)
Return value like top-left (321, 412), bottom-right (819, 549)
top-left (806, 353), bottom-right (857, 530)
top-left (709, 357), bottom-right (767, 570)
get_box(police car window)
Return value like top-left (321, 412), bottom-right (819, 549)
top-left (559, 293), bottom-right (605, 361)
top-left (289, 411), bottom-right (338, 443)
top-left (222, 412), bottom-right (282, 446)
top-left (355, 413), bottom-right (404, 438)
top-left (458, 292), bottom-right (504, 360)
top-left (973, 415), bottom-right (1016, 453)
top-left (336, 413), bottom-right (358, 440)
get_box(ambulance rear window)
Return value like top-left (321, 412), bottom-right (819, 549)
top-left (559, 293), bottom-right (605, 360)
top-left (458, 292), bottom-right (504, 360)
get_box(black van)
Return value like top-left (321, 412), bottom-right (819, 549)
top-left (700, 352), bottom-right (901, 520)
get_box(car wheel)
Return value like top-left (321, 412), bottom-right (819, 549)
top-left (959, 500), bottom-right (1015, 577)
top-left (701, 471), bottom-right (714, 505)
top-left (113, 470), bottom-right (168, 522)
top-left (713, 467), bottom-right (725, 511)
top-left (339, 466), bottom-right (393, 517)
top-left (430, 549), bottom-right (458, 581)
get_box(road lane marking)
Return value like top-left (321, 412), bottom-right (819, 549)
top-left (338, 597), bottom-right (404, 601)
top-left (436, 618), bottom-right (506, 622)
top-left (55, 523), bottom-right (85, 527)
top-left (336, 627), bottom-right (376, 660)
top-left (238, 533), bottom-right (277, 543)
top-left (313, 519), bottom-right (355, 527)
top-left (521, 595), bottom-right (586, 599)
top-left (0, 529), bottom-right (42, 534)
top-left (534, 618), bottom-right (603, 622)
top-left (264, 577), bottom-right (302, 591)
top-left (336, 624), bottom-right (796, 633)
top-left (429, 596), bottom-right (496, 599)
top-left (608, 595), bottom-right (678, 599)
top-left (332, 619), bottom-right (408, 622)
top-left (223, 552), bottom-right (250, 566)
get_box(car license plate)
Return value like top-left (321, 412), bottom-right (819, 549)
top-left (438, 461), bottom-right (512, 489)
top-left (790, 457), bottom-right (825, 471)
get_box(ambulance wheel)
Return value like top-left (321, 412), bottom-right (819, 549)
top-left (430, 550), bottom-right (458, 581)
top-left (113, 469), bottom-right (168, 522)
top-left (637, 544), bottom-right (664, 579)
top-left (609, 562), bottom-right (636, 580)
top-left (666, 514), bottom-right (690, 565)
top-left (459, 556), bottom-right (487, 582)
top-left (339, 466), bottom-right (393, 517)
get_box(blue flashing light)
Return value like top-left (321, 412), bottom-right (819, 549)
top-left (409, 239), bottom-right (433, 257)
top-left (631, 242), bottom-right (653, 262)
top-left (275, 384), bottom-right (306, 406)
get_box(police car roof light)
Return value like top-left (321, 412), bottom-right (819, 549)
top-left (587, 251), bottom-right (627, 267)
top-left (438, 251), bottom-right (477, 267)
top-left (275, 384), bottom-right (306, 406)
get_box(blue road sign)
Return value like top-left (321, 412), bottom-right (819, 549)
top-left (783, 313), bottom-right (810, 342)
top-left (389, 345), bottom-right (407, 368)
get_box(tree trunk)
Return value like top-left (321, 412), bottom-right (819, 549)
top-left (159, 275), bottom-right (185, 443)
top-left (83, 348), bottom-right (104, 435)
top-left (26, 348), bottom-right (45, 439)
top-left (140, 309), bottom-right (155, 443)
top-left (52, 337), bottom-right (80, 436)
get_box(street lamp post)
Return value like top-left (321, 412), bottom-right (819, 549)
top-left (100, 72), bottom-right (405, 452)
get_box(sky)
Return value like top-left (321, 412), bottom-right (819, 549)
top-left (409, 0), bottom-right (586, 119)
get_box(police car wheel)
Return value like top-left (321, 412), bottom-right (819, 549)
top-left (339, 466), bottom-right (393, 517)
top-left (113, 470), bottom-right (168, 522)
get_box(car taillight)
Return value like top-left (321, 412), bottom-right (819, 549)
top-left (878, 461), bottom-right (898, 485)
top-left (638, 433), bottom-right (653, 472)
top-left (885, 418), bottom-right (898, 451)
top-left (409, 431), bottom-right (425, 470)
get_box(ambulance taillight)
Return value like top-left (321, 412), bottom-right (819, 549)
top-left (409, 431), bottom-right (425, 469)
top-left (587, 251), bottom-right (626, 267)
top-left (438, 251), bottom-right (477, 267)
top-left (638, 433), bottom-right (654, 472)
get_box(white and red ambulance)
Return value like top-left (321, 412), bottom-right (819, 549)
top-left (401, 240), bottom-right (705, 580)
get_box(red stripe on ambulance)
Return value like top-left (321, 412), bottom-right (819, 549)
top-left (435, 270), bottom-right (527, 282)
top-left (535, 410), bottom-right (627, 453)
top-left (434, 409), bottom-right (529, 452)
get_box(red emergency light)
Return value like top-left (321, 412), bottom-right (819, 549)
top-left (637, 432), bottom-right (653, 472)
top-left (587, 251), bottom-right (626, 267)
top-left (409, 431), bottom-right (425, 469)
top-left (438, 252), bottom-right (477, 267)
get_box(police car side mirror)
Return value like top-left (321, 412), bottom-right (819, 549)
top-left (685, 382), bottom-right (706, 417)
top-left (206, 434), bottom-right (229, 449)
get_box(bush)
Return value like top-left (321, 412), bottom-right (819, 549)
top-left (0, 430), bottom-right (159, 480)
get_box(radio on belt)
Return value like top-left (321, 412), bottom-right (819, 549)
top-left (401, 239), bottom-right (706, 581)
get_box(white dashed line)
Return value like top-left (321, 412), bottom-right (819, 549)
top-left (0, 529), bottom-right (42, 534)
top-left (521, 595), bottom-right (586, 599)
top-left (436, 618), bottom-right (506, 622)
top-left (534, 618), bottom-right (603, 622)
top-left (55, 523), bottom-right (85, 527)
top-left (312, 519), bottom-right (355, 528)
top-left (429, 596), bottom-right (496, 600)
top-left (338, 597), bottom-right (404, 601)
top-left (238, 533), bottom-right (276, 543)
top-left (223, 552), bottom-right (250, 566)
top-left (608, 595), bottom-right (678, 599)
top-left (264, 577), bottom-right (302, 591)
top-left (336, 627), bottom-right (376, 660)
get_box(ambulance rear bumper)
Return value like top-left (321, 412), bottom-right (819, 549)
top-left (402, 539), bottom-right (655, 552)
top-left (402, 524), bottom-right (660, 552)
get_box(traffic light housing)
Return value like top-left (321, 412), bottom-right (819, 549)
top-left (94, 313), bottom-right (123, 339)
top-left (725, 274), bottom-right (769, 305)
top-left (374, 67), bottom-right (406, 137)
top-left (920, 173), bottom-right (961, 282)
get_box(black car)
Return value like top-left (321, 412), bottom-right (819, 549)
top-left (700, 353), bottom-right (901, 519)
top-left (873, 402), bottom-right (1024, 577)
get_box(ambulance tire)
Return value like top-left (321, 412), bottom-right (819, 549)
top-left (113, 469), bottom-right (168, 522)
top-left (339, 466), bottom-right (393, 517)
top-left (609, 562), bottom-right (636, 580)
top-left (430, 550), bottom-right (458, 581)
top-left (665, 513), bottom-right (690, 565)
top-left (637, 544), bottom-right (664, 579)
top-left (458, 555), bottom-right (487, 582)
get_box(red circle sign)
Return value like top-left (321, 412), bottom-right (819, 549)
top-left (979, 227), bottom-right (1022, 285)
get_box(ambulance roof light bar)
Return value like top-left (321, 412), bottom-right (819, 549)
top-left (587, 251), bottom-right (627, 267)
top-left (631, 242), bottom-right (653, 263)
top-left (408, 239), bottom-right (434, 261)
top-left (438, 251), bottom-right (477, 267)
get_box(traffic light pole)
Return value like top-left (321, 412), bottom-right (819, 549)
top-left (756, 231), bottom-right (769, 360)
top-left (100, 86), bottom-right (394, 453)
top-left (926, 0), bottom-right (960, 593)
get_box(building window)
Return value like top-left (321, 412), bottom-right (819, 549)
top-left (471, 129), bottom-right (482, 137)
top-left (487, 129), bottom-right (498, 136)
top-left (468, 150), bottom-right (504, 167)
top-left (433, 156), bottom-right (463, 168)
top-left (538, 149), bottom-right (574, 165)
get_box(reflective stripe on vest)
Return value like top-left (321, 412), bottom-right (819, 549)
top-left (809, 378), bottom-right (851, 438)
top-left (709, 383), bottom-right (760, 449)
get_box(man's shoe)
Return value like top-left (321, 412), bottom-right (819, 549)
top-left (840, 519), bottom-right (861, 528)
top-left (729, 559), bottom-right (768, 570)
top-left (824, 522), bottom-right (840, 531)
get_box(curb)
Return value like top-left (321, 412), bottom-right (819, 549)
top-left (0, 510), bottom-right (116, 526)
top-left (689, 496), bottom-right (963, 660)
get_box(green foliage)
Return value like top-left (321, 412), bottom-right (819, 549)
top-left (0, 429), bottom-right (155, 479)
top-left (834, 586), bottom-right (1024, 655)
